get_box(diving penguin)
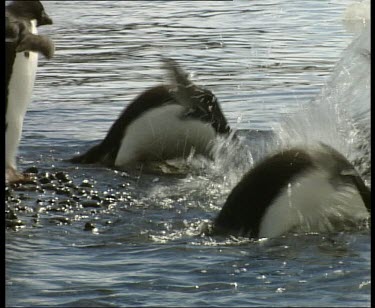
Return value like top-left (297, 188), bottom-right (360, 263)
top-left (70, 58), bottom-right (231, 172)
top-left (210, 143), bottom-right (371, 239)
top-left (6, 0), bottom-right (54, 183)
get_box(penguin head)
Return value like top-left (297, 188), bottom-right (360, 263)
top-left (7, 1), bottom-right (53, 27)
top-left (180, 86), bottom-right (230, 134)
top-left (313, 143), bottom-right (371, 213)
top-left (163, 57), bottom-right (231, 134)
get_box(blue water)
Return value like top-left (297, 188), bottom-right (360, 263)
top-left (6, 1), bottom-right (370, 307)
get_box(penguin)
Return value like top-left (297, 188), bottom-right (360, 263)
top-left (6, 0), bottom-right (54, 183)
top-left (211, 142), bottom-right (371, 239)
top-left (70, 58), bottom-right (231, 172)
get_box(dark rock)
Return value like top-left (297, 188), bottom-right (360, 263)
top-left (80, 179), bottom-right (94, 188)
top-left (6, 210), bottom-right (18, 220)
top-left (24, 166), bottom-right (39, 174)
top-left (91, 195), bottom-right (102, 202)
top-left (55, 171), bottom-right (70, 183)
top-left (39, 177), bottom-right (51, 184)
top-left (56, 187), bottom-right (72, 196)
top-left (49, 217), bottom-right (71, 225)
top-left (81, 200), bottom-right (102, 208)
top-left (84, 222), bottom-right (96, 231)
top-left (6, 219), bottom-right (25, 229)
top-left (71, 195), bottom-right (81, 202)
top-left (12, 183), bottom-right (38, 192)
top-left (41, 183), bottom-right (57, 191)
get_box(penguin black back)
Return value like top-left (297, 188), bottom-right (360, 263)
top-left (70, 85), bottom-right (174, 165)
top-left (213, 148), bottom-right (315, 238)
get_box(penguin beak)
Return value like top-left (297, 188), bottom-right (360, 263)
top-left (38, 11), bottom-right (53, 26)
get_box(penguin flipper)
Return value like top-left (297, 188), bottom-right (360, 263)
top-left (162, 57), bottom-right (197, 109)
top-left (16, 33), bottom-right (55, 59)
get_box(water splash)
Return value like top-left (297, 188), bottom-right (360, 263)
top-left (273, 20), bottom-right (370, 183)
top-left (343, 0), bottom-right (370, 28)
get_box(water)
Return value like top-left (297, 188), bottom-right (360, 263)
top-left (6, 1), bottom-right (370, 307)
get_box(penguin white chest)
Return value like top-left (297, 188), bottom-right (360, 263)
top-left (258, 169), bottom-right (369, 238)
top-left (8, 20), bottom-right (39, 120)
top-left (115, 104), bottom-right (216, 167)
top-left (6, 20), bottom-right (39, 169)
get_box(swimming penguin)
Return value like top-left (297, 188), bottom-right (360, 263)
top-left (211, 143), bottom-right (371, 239)
top-left (6, 0), bottom-right (54, 183)
top-left (70, 58), bottom-right (231, 172)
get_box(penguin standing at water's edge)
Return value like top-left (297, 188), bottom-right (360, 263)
top-left (210, 143), bottom-right (370, 239)
top-left (6, 0), bottom-right (54, 183)
top-left (70, 58), bottom-right (231, 172)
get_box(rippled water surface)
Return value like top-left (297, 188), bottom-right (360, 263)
top-left (6, 1), bottom-right (370, 307)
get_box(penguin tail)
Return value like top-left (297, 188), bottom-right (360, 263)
top-left (68, 143), bottom-right (108, 165)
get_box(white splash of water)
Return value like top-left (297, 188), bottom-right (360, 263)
top-left (273, 20), bottom-right (370, 183)
top-left (343, 0), bottom-right (370, 23)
